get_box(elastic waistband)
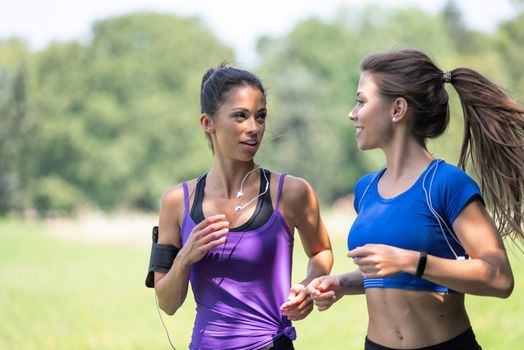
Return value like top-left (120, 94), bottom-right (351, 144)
top-left (365, 327), bottom-right (481, 350)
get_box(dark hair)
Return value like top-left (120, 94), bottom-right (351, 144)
top-left (361, 49), bottom-right (524, 242)
top-left (200, 63), bottom-right (266, 116)
top-left (199, 63), bottom-right (266, 152)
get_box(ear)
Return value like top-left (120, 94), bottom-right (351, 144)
top-left (391, 97), bottom-right (408, 123)
top-left (200, 113), bottom-right (214, 133)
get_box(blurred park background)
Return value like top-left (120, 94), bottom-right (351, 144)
top-left (1, 0), bottom-right (524, 348)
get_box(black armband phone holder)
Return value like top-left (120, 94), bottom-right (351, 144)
top-left (145, 226), bottom-right (180, 288)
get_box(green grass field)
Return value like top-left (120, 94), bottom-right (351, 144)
top-left (1, 217), bottom-right (523, 349)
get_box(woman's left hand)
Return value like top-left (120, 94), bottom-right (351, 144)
top-left (280, 283), bottom-right (313, 321)
top-left (348, 244), bottom-right (416, 278)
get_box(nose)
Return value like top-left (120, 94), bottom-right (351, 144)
top-left (246, 116), bottom-right (261, 135)
top-left (348, 108), bottom-right (356, 121)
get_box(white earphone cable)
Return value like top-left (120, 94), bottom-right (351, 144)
top-left (234, 168), bottom-right (269, 212)
top-left (358, 160), bottom-right (465, 260)
top-left (421, 160), bottom-right (465, 259)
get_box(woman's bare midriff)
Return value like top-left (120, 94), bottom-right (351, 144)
top-left (365, 288), bottom-right (470, 349)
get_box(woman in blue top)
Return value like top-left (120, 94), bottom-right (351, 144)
top-left (307, 49), bottom-right (524, 349)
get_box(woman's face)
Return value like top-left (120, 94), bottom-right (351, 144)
top-left (210, 84), bottom-right (267, 161)
top-left (349, 71), bottom-right (395, 150)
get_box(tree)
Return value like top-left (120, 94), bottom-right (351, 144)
top-left (0, 40), bottom-right (28, 214)
top-left (442, 0), bottom-right (494, 54)
top-left (2, 7), bottom-right (522, 215)
top-left (19, 13), bottom-right (235, 214)
top-left (256, 6), bottom-right (459, 202)
top-left (497, 13), bottom-right (524, 93)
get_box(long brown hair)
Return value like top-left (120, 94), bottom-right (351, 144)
top-left (361, 49), bottom-right (524, 242)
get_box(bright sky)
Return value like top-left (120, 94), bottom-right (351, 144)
top-left (0, 0), bottom-right (516, 66)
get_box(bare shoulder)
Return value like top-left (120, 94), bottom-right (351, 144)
top-left (278, 174), bottom-right (327, 237)
top-left (158, 179), bottom-right (197, 245)
top-left (279, 175), bottom-right (319, 221)
top-left (160, 178), bottom-right (199, 211)
top-left (281, 175), bottom-right (315, 202)
top-left (161, 184), bottom-right (184, 209)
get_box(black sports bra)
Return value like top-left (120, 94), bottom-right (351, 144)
top-left (190, 169), bottom-right (274, 232)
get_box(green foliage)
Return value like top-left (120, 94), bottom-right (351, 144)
top-left (442, 0), bottom-right (496, 54)
top-left (0, 40), bottom-right (29, 214)
top-left (8, 13), bottom-right (230, 214)
top-left (498, 13), bottom-right (524, 94)
top-left (1, 6), bottom-right (523, 214)
top-left (257, 17), bottom-right (365, 201)
top-left (257, 6), bottom-right (460, 202)
top-left (30, 176), bottom-right (84, 214)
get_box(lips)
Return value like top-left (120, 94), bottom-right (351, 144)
top-left (240, 140), bottom-right (258, 146)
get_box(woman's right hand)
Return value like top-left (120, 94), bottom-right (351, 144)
top-left (306, 275), bottom-right (344, 311)
top-left (178, 214), bottom-right (229, 266)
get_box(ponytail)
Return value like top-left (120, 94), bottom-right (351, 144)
top-left (451, 68), bottom-right (524, 242)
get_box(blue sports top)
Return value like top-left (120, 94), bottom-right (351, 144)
top-left (347, 159), bottom-right (482, 292)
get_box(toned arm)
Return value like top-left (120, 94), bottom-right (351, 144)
top-left (420, 198), bottom-right (514, 297)
top-left (154, 184), bottom-right (231, 315)
top-left (154, 185), bottom-right (191, 315)
top-left (280, 175), bottom-right (334, 285)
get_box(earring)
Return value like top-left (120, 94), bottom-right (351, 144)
top-left (392, 118), bottom-right (397, 122)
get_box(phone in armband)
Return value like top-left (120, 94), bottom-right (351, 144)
top-left (145, 226), bottom-right (180, 288)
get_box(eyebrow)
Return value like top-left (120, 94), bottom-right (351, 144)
top-left (230, 107), bottom-right (267, 112)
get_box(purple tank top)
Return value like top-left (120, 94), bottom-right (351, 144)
top-left (181, 173), bottom-right (295, 350)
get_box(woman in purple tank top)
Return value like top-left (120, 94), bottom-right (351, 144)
top-left (153, 64), bottom-right (333, 350)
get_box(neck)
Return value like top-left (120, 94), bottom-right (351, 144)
top-left (207, 157), bottom-right (258, 199)
top-left (382, 134), bottom-right (434, 180)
